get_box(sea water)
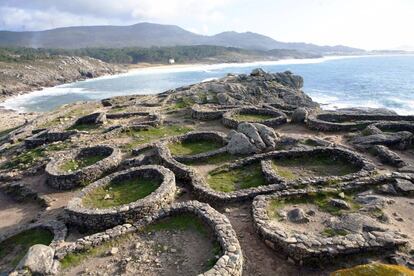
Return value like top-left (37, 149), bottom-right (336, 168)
top-left (2, 55), bottom-right (414, 114)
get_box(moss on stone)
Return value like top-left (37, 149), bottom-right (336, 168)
top-left (331, 263), bottom-right (414, 276)
top-left (82, 177), bottom-right (161, 208)
top-left (207, 162), bottom-right (266, 192)
top-left (322, 228), bottom-right (348, 237)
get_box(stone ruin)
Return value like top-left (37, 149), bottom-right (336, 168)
top-left (2, 68), bottom-right (414, 275)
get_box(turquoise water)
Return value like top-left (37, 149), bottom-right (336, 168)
top-left (3, 55), bottom-right (414, 114)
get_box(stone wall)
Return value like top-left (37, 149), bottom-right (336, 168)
top-left (191, 104), bottom-right (240, 121)
top-left (65, 165), bottom-right (176, 230)
top-left (155, 143), bottom-right (375, 204)
top-left (24, 129), bottom-right (78, 149)
top-left (162, 131), bottom-right (229, 163)
top-left (0, 220), bottom-right (67, 250)
top-left (106, 112), bottom-right (163, 127)
top-left (45, 145), bottom-right (122, 190)
top-left (222, 107), bottom-right (287, 129)
top-left (307, 112), bottom-right (414, 132)
top-left (260, 147), bottom-right (375, 186)
top-left (252, 188), bottom-right (407, 265)
top-left (56, 201), bottom-right (243, 276)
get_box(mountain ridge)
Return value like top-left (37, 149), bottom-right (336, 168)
top-left (0, 22), bottom-right (363, 54)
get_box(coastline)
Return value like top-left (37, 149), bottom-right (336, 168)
top-left (1, 53), bottom-right (412, 116)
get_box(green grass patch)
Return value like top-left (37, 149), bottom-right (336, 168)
top-left (301, 139), bottom-right (320, 147)
top-left (145, 214), bottom-right (208, 236)
top-left (183, 152), bottom-right (239, 166)
top-left (207, 162), bottom-right (266, 192)
top-left (267, 191), bottom-right (360, 217)
top-left (60, 235), bottom-right (129, 269)
top-left (331, 263), bottom-right (414, 276)
top-left (206, 241), bottom-right (222, 269)
top-left (122, 125), bottom-right (194, 151)
top-left (233, 113), bottom-right (274, 122)
top-left (271, 154), bottom-right (359, 180)
top-left (39, 107), bottom-right (90, 128)
top-left (59, 154), bottom-right (107, 172)
top-left (168, 139), bottom-right (223, 156)
top-left (0, 148), bottom-right (46, 170)
top-left (67, 124), bottom-right (100, 131)
top-left (172, 96), bottom-right (195, 110)
top-left (82, 177), bottom-right (161, 208)
top-left (322, 228), bottom-right (349, 237)
top-left (0, 126), bottom-right (19, 138)
top-left (46, 142), bottom-right (71, 152)
top-left (0, 228), bottom-right (53, 269)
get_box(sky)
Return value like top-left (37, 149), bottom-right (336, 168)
top-left (0, 0), bottom-right (413, 50)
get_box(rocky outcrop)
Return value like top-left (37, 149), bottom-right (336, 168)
top-left (164, 69), bottom-right (319, 110)
top-left (0, 56), bottom-right (121, 100)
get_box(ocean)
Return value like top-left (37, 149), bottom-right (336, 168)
top-left (2, 55), bottom-right (414, 114)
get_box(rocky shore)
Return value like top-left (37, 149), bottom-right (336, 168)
top-left (1, 69), bottom-right (414, 275)
top-left (0, 56), bottom-right (122, 101)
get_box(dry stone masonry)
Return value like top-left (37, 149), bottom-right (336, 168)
top-left (56, 201), bottom-right (243, 276)
top-left (4, 68), bottom-right (414, 274)
top-left (45, 145), bottom-right (122, 190)
top-left (65, 165), bottom-right (176, 230)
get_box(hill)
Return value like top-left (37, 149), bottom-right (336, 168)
top-left (0, 22), bottom-right (363, 54)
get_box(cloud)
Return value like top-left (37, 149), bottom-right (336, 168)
top-left (0, 0), bottom-right (234, 31)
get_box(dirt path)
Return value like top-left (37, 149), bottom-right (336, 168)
top-left (0, 192), bottom-right (41, 235)
top-left (223, 203), bottom-right (326, 276)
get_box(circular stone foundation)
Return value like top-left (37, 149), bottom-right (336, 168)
top-left (222, 107), bottom-right (287, 129)
top-left (65, 165), bottom-right (176, 230)
top-left (252, 189), bottom-right (408, 265)
top-left (307, 112), bottom-right (414, 132)
top-left (0, 221), bottom-right (67, 273)
top-left (191, 104), bottom-right (240, 121)
top-left (261, 147), bottom-right (375, 186)
top-left (46, 145), bottom-right (122, 190)
top-left (164, 131), bottom-right (228, 163)
top-left (56, 201), bottom-right (243, 276)
top-left (106, 111), bottom-right (163, 127)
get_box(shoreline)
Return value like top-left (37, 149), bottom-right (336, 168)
top-left (1, 53), bottom-right (413, 115)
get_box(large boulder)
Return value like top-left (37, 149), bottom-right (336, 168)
top-left (291, 108), bottom-right (308, 123)
top-left (287, 208), bottom-right (309, 223)
top-left (394, 179), bottom-right (414, 195)
top-left (18, 244), bottom-right (55, 275)
top-left (253, 123), bottom-right (279, 148)
top-left (237, 123), bottom-right (266, 151)
top-left (227, 133), bottom-right (257, 155)
top-left (372, 145), bottom-right (407, 168)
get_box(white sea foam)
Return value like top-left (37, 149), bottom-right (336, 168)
top-left (2, 54), bottom-right (413, 114)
